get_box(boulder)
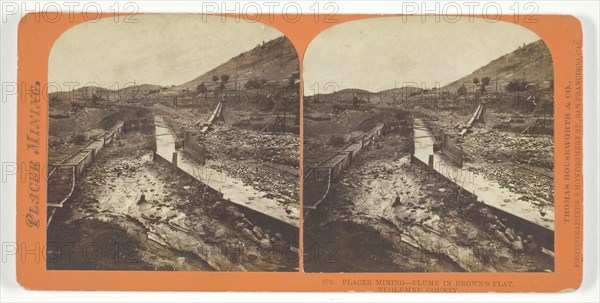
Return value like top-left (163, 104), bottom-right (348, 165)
top-left (215, 227), bottom-right (227, 238)
top-left (525, 243), bottom-right (539, 255)
top-left (512, 241), bottom-right (524, 252)
top-left (252, 226), bottom-right (266, 239)
top-left (259, 238), bottom-right (272, 249)
top-left (242, 227), bottom-right (260, 244)
top-left (505, 228), bottom-right (518, 241)
top-left (495, 230), bottom-right (511, 245)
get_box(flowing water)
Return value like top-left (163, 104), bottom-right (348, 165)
top-left (412, 118), bottom-right (554, 231)
top-left (154, 115), bottom-right (300, 227)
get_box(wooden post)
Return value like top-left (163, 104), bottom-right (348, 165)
top-left (428, 154), bottom-right (434, 167)
top-left (441, 134), bottom-right (447, 153)
top-left (152, 139), bottom-right (157, 159)
top-left (172, 152), bottom-right (178, 169)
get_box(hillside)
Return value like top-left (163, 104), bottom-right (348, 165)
top-left (177, 36), bottom-right (299, 91)
top-left (443, 39), bottom-right (553, 93)
top-left (49, 86), bottom-right (111, 101)
top-left (305, 86), bottom-right (424, 106)
top-left (307, 88), bottom-right (372, 102)
top-left (49, 84), bottom-right (162, 103)
top-left (378, 86), bottom-right (424, 102)
top-left (306, 40), bottom-right (552, 104)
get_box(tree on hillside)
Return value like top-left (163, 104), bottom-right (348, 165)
top-left (457, 84), bottom-right (467, 96)
top-left (212, 75), bottom-right (219, 83)
top-left (480, 77), bottom-right (491, 93)
top-left (473, 77), bottom-right (480, 86)
top-left (219, 74), bottom-right (230, 92)
top-left (196, 82), bottom-right (207, 93)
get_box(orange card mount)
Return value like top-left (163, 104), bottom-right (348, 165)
top-left (16, 13), bottom-right (582, 292)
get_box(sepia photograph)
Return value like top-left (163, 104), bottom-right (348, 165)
top-left (46, 15), bottom-right (300, 271)
top-left (303, 17), bottom-right (555, 272)
top-left (5, 3), bottom-right (593, 296)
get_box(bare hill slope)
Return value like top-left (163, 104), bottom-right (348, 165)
top-left (177, 36), bottom-right (299, 91)
top-left (443, 39), bottom-right (553, 93)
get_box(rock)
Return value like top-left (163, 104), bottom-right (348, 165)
top-left (525, 243), bottom-right (539, 254)
top-left (506, 228), bottom-right (518, 240)
top-left (479, 207), bottom-right (492, 216)
top-left (504, 228), bottom-right (516, 241)
top-left (484, 213), bottom-right (496, 222)
top-left (211, 201), bottom-right (223, 210)
top-left (246, 250), bottom-right (259, 262)
top-left (240, 218), bottom-right (253, 227)
top-left (183, 185), bottom-right (191, 190)
top-left (259, 238), bottom-right (272, 249)
top-left (438, 188), bottom-right (446, 193)
top-left (467, 229), bottom-right (478, 241)
top-left (512, 240), bottom-right (524, 252)
top-left (466, 203), bottom-right (477, 213)
top-left (225, 206), bottom-right (244, 219)
top-left (495, 230), bottom-right (511, 245)
top-left (252, 226), bottom-right (265, 239)
top-left (241, 227), bottom-right (253, 238)
top-left (215, 227), bottom-right (226, 238)
top-left (242, 228), bottom-right (260, 244)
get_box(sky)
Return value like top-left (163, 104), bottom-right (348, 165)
top-left (303, 16), bottom-right (541, 95)
top-left (49, 15), bottom-right (282, 92)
